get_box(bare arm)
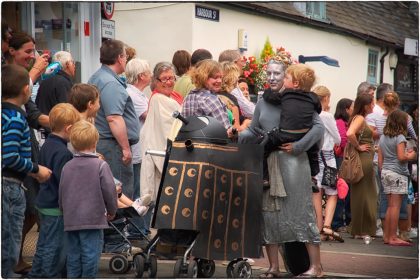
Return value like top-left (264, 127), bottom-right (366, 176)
top-left (396, 142), bottom-right (417, 162)
top-left (106, 115), bottom-right (132, 165)
top-left (347, 116), bottom-right (371, 152)
top-left (29, 54), bottom-right (49, 82)
top-left (37, 114), bottom-right (49, 128)
top-left (378, 147), bottom-right (384, 170)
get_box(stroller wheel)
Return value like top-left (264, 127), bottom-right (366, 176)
top-left (134, 254), bottom-right (145, 278)
top-left (173, 258), bottom-right (184, 278)
top-left (148, 255), bottom-right (158, 278)
top-left (197, 259), bottom-right (215, 278)
top-left (226, 260), bottom-right (238, 278)
top-left (187, 260), bottom-right (198, 278)
top-left (233, 260), bottom-right (252, 278)
top-left (109, 254), bottom-right (130, 274)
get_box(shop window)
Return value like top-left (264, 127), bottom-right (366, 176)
top-left (395, 57), bottom-right (418, 106)
top-left (367, 49), bottom-right (378, 85)
top-left (34, 2), bottom-right (81, 82)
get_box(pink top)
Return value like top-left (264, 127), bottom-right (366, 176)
top-left (336, 118), bottom-right (348, 157)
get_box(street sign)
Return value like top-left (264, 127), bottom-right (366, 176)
top-left (195, 5), bottom-right (220, 22)
top-left (102, 2), bottom-right (114, 20)
top-left (101, 19), bottom-right (115, 39)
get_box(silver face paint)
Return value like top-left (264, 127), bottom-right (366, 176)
top-left (266, 62), bottom-right (285, 93)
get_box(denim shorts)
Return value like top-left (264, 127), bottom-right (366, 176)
top-left (378, 170), bottom-right (408, 220)
top-left (381, 169), bottom-right (409, 195)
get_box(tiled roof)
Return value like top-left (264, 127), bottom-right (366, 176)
top-left (225, 2), bottom-right (418, 48)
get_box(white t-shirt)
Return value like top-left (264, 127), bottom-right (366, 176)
top-left (127, 84), bottom-right (149, 164)
top-left (320, 111), bottom-right (341, 151)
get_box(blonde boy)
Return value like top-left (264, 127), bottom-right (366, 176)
top-left (59, 120), bottom-right (117, 278)
top-left (29, 103), bottom-right (80, 278)
top-left (265, 64), bottom-right (322, 186)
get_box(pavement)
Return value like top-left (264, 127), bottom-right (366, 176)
top-left (21, 225), bottom-right (419, 278)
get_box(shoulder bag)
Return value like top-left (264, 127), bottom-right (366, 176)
top-left (338, 122), bottom-right (365, 184)
top-left (320, 151), bottom-right (338, 189)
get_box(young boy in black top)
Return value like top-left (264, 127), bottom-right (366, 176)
top-left (264, 64), bottom-right (321, 190)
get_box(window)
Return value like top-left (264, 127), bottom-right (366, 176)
top-left (367, 49), bottom-right (378, 85)
top-left (306, 2), bottom-right (327, 21)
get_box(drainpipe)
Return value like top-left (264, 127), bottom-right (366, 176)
top-left (379, 47), bottom-right (389, 84)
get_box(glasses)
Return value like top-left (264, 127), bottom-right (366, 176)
top-left (157, 76), bottom-right (176, 83)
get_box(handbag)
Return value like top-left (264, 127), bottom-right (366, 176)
top-left (320, 151), bottom-right (338, 189)
top-left (338, 122), bottom-right (365, 184)
top-left (333, 144), bottom-right (343, 157)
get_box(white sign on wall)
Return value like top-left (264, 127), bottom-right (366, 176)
top-left (102, 19), bottom-right (115, 39)
top-left (404, 38), bottom-right (418, 56)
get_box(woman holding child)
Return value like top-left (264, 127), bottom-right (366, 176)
top-left (239, 53), bottom-right (324, 278)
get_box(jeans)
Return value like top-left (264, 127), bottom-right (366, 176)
top-left (1, 179), bottom-right (26, 278)
top-left (332, 189), bottom-right (352, 230)
top-left (66, 229), bottom-right (103, 278)
top-left (97, 139), bottom-right (134, 199)
top-left (332, 156), bottom-right (351, 230)
top-left (29, 214), bottom-right (66, 278)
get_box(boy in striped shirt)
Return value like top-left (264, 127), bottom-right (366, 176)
top-left (1, 64), bottom-right (51, 278)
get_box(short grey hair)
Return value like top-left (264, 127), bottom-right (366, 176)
top-left (357, 81), bottom-right (376, 97)
top-left (126, 58), bottom-right (151, 85)
top-left (152, 62), bottom-right (175, 80)
top-left (52, 51), bottom-right (72, 69)
top-left (218, 49), bottom-right (241, 63)
top-left (150, 62), bottom-right (176, 91)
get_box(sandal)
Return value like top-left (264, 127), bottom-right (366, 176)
top-left (259, 270), bottom-right (282, 278)
top-left (321, 225), bottom-right (344, 243)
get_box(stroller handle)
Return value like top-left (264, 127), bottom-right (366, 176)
top-left (145, 150), bottom-right (166, 157)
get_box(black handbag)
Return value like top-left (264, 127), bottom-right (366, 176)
top-left (320, 151), bottom-right (338, 189)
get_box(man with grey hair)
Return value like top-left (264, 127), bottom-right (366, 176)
top-left (35, 51), bottom-right (75, 115)
top-left (356, 81), bottom-right (376, 97)
top-left (218, 49), bottom-right (255, 119)
top-left (89, 39), bottom-right (140, 200)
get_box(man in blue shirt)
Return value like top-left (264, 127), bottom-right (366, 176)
top-left (88, 39), bottom-right (139, 200)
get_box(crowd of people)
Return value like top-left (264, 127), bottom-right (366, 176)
top-left (2, 20), bottom-right (418, 279)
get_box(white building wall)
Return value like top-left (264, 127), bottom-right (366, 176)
top-left (114, 3), bottom-right (396, 110)
top-left (114, 3), bottom-right (193, 68)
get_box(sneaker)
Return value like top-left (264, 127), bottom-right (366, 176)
top-left (133, 194), bottom-right (152, 207)
top-left (132, 205), bottom-right (149, 216)
top-left (399, 231), bottom-right (413, 243)
top-left (375, 227), bottom-right (383, 237)
top-left (409, 228), bottom-right (418, 239)
top-left (132, 194), bottom-right (152, 216)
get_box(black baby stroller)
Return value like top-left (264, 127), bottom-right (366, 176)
top-left (138, 112), bottom-right (264, 278)
top-left (104, 207), bottom-right (155, 276)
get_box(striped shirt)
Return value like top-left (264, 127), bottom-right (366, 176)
top-left (181, 88), bottom-right (231, 129)
top-left (2, 102), bottom-right (38, 181)
top-left (366, 106), bottom-right (417, 163)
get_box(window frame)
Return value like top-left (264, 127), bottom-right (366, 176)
top-left (306, 2), bottom-right (327, 21)
top-left (367, 49), bottom-right (379, 85)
